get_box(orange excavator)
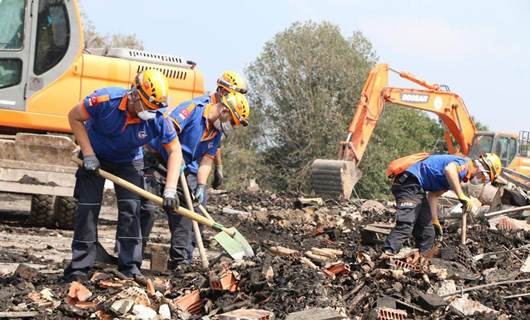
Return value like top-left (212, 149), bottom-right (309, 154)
top-left (311, 64), bottom-right (530, 198)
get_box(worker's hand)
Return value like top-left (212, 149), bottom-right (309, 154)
top-left (194, 184), bottom-right (206, 204)
top-left (432, 218), bottom-right (443, 241)
top-left (163, 187), bottom-right (179, 214)
top-left (83, 154), bottom-right (100, 173)
top-left (457, 194), bottom-right (474, 213)
top-left (212, 165), bottom-right (224, 189)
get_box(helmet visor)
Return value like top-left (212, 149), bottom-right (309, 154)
top-left (217, 78), bottom-right (247, 94)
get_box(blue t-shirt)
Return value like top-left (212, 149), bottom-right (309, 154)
top-left (149, 95), bottom-right (222, 174)
top-left (82, 87), bottom-right (177, 163)
top-left (406, 155), bottom-right (470, 192)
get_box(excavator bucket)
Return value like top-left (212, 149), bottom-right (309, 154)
top-left (311, 159), bottom-right (362, 198)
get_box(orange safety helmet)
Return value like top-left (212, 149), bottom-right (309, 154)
top-left (134, 69), bottom-right (169, 110)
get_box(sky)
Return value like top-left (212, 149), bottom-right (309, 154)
top-left (80, 0), bottom-right (530, 133)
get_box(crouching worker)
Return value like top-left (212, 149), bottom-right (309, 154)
top-left (64, 70), bottom-right (182, 281)
top-left (382, 153), bottom-right (502, 257)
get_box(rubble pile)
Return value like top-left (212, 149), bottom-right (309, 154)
top-left (0, 186), bottom-right (529, 319)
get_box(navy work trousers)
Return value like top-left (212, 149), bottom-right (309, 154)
top-left (384, 172), bottom-right (435, 253)
top-left (140, 162), bottom-right (207, 265)
top-left (64, 159), bottom-right (144, 279)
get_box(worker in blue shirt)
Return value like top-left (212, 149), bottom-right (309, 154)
top-left (64, 70), bottom-right (183, 281)
top-left (383, 153), bottom-right (502, 256)
top-left (211, 71), bottom-right (249, 190)
top-left (140, 90), bottom-right (250, 267)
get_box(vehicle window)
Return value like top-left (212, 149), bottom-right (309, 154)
top-left (494, 137), bottom-right (517, 167)
top-left (34, 0), bottom-right (69, 75)
top-left (0, 0), bottom-right (25, 50)
top-left (0, 59), bottom-right (22, 89)
top-left (506, 138), bottom-right (517, 165)
top-left (469, 135), bottom-right (493, 158)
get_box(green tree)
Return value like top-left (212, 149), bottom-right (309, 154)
top-left (221, 21), bottom-right (449, 198)
top-left (239, 21), bottom-right (376, 191)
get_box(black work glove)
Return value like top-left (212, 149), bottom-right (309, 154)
top-left (163, 187), bottom-right (179, 214)
top-left (83, 154), bottom-right (100, 173)
top-left (212, 165), bottom-right (224, 189)
top-left (432, 218), bottom-right (443, 242)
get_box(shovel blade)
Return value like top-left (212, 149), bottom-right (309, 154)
top-left (214, 227), bottom-right (254, 260)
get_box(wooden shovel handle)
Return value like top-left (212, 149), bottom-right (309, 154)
top-left (71, 156), bottom-right (231, 234)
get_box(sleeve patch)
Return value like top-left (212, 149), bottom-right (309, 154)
top-left (87, 94), bottom-right (110, 106)
top-left (179, 108), bottom-right (190, 120)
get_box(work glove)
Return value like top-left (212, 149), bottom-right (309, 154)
top-left (163, 187), bottom-right (179, 214)
top-left (194, 184), bottom-right (206, 204)
top-left (432, 218), bottom-right (443, 241)
top-left (212, 165), bottom-right (224, 189)
top-left (83, 154), bottom-right (100, 173)
top-left (457, 193), bottom-right (474, 214)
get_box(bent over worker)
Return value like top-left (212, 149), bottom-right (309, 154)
top-left (211, 71), bottom-right (248, 189)
top-left (140, 91), bottom-right (250, 267)
top-left (383, 153), bottom-right (502, 256)
top-left (64, 70), bottom-right (183, 281)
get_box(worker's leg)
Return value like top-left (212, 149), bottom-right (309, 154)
top-left (383, 173), bottom-right (425, 253)
top-left (139, 172), bottom-right (162, 254)
top-left (186, 174), bottom-right (207, 259)
top-left (166, 173), bottom-right (206, 266)
top-left (112, 159), bottom-right (144, 277)
top-left (64, 166), bottom-right (105, 281)
top-left (412, 197), bottom-right (435, 253)
top-left (166, 189), bottom-right (193, 266)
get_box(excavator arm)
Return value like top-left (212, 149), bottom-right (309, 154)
top-left (312, 63), bottom-right (477, 198)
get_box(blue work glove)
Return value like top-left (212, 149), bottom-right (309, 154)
top-left (83, 154), bottom-right (100, 173)
top-left (194, 184), bottom-right (206, 204)
top-left (163, 187), bottom-right (179, 214)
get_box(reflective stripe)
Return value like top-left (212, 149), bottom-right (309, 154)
top-left (78, 202), bottom-right (101, 206)
top-left (72, 240), bottom-right (96, 244)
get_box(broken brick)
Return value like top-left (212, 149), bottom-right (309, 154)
top-left (66, 281), bottom-right (92, 303)
top-left (173, 290), bottom-right (201, 314)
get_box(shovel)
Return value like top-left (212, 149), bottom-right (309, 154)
top-left (151, 162), bottom-right (253, 260)
top-left (195, 203), bottom-right (254, 260)
top-left (71, 156), bottom-right (254, 260)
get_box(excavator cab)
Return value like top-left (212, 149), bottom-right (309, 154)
top-left (469, 132), bottom-right (518, 167)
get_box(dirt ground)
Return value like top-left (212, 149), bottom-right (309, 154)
top-left (0, 190), bottom-right (529, 319)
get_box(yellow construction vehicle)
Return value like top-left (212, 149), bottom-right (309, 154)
top-left (0, 0), bottom-right (205, 228)
top-left (312, 64), bottom-right (530, 198)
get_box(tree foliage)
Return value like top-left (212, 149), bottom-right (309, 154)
top-left (223, 21), bottom-right (448, 198)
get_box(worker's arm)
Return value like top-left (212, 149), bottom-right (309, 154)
top-left (444, 162), bottom-right (465, 197)
top-left (68, 103), bottom-right (94, 156)
top-left (444, 162), bottom-right (473, 212)
top-left (212, 149), bottom-right (224, 189)
top-left (193, 156), bottom-right (214, 204)
top-left (426, 190), bottom-right (445, 221)
top-left (214, 149), bottom-right (222, 166)
top-left (197, 156), bottom-right (214, 185)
